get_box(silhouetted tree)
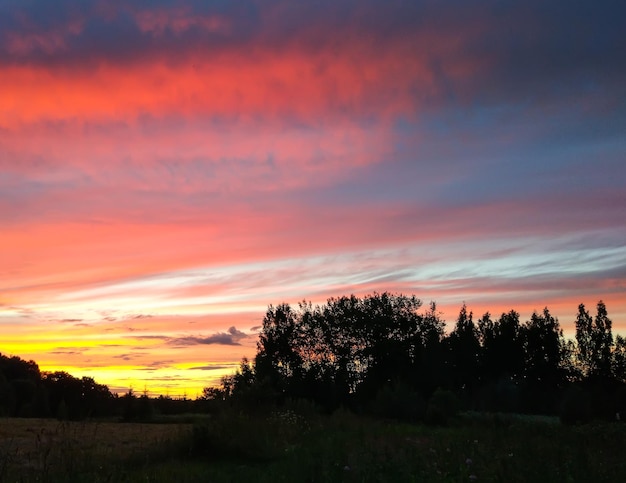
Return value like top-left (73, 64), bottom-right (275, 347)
top-left (358, 293), bottom-right (423, 399)
top-left (575, 303), bottom-right (594, 377)
top-left (122, 388), bottom-right (138, 421)
top-left (413, 302), bottom-right (446, 396)
top-left (208, 295), bottom-right (624, 420)
top-left (0, 372), bottom-right (16, 416)
top-left (475, 310), bottom-right (525, 411)
top-left (613, 335), bottom-right (626, 383)
top-left (445, 304), bottom-right (481, 400)
top-left (521, 308), bottom-right (568, 413)
top-left (12, 378), bottom-right (37, 416)
top-left (0, 354), bottom-right (42, 416)
top-left (576, 301), bottom-right (614, 382)
top-left (498, 311), bottom-right (525, 379)
top-left (592, 301), bottom-right (614, 381)
top-left (255, 303), bottom-right (305, 399)
top-left (318, 295), bottom-right (371, 398)
top-left (477, 312), bottom-right (496, 362)
top-left (79, 376), bottom-right (114, 417)
top-left (523, 309), bottom-right (566, 383)
top-left (42, 371), bottom-right (112, 420)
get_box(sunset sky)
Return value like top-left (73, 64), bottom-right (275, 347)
top-left (1, 0), bottom-right (625, 396)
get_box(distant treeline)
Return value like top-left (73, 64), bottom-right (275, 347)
top-left (207, 293), bottom-right (626, 423)
top-left (0, 355), bottom-right (199, 420)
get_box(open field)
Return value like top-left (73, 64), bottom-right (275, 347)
top-left (171, 410), bottom-right (626, 483)
top-left (0, 418), bottom-right (191, 481)
top-left (1, 412), bottom-right (626, 482)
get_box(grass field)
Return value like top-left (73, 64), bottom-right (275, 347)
top-left (1, 411), bottom-right (625, 482)
top-left (0, 417), bottom-right (191, 481)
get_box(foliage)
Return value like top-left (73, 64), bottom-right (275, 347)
top-left (43, 371), bottom-right (113, 420)
top-left (252, 293), bottom-right (440, 410)
top-left (560, 385), bottom-right (593, 425)
top-left (426, 387), bottom-right (461, 425)
top-left (210, 294), bottom-right (626, 421)
top-left (2, 293), bottom-right (626, 424)
top-left (613, 335), bottom-right (626, 383)
top-left (576, 301), bottom-right (614, 381)
top-left (445, 303), bottom-right (481, 395)
top-left (368, 380), bottom-right (426, 422)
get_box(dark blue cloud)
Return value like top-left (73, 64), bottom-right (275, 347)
top-left (169, 326), bottom-right (249, 346)
top-left (1, 1), bottom-right (622, 73)
top-left (0, 0), bottom-right (623, 119)
top-left (0, 0), bottom-right (260, 66)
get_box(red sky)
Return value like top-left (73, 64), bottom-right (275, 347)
top-left (1, 0), bottom-right (625, 396)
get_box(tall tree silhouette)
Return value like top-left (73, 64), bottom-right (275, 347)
top-left (477, 310), bottom-right (524, 411)
top-left (479, 311), bottom-right (523, 380)
top-left (446, 304), bottom-right (481, 395)
top-left (521, 308), bottom-right (567, 413)
top-left (523, 308), bottom-right (566, 385)
top-left (413, 301), bottom-right (446, 395)
top-left (575, 301), bottom-right (614, 381)
top-left (575, 303), bottom-right (594, 377)
top-left (613, 335), bottom-right (626, 383)
top-left (358, 293), bottom-right (422, 397)
top-left (255, 303), bottom-right (304, 397)
top-left (592, 301), bottom-right (613, 381)
top-left (319, 295), bottom-right (370, 396)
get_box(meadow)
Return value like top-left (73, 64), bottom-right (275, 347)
top-left (0, 417), bottom-right (191, 481)
top-left (1, 410), bottom-right (625, 482)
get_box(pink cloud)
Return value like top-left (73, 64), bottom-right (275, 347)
top-left (0, 117), bottom-right (394, 194)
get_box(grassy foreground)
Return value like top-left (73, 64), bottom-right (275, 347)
top-left (1, 411), bottom-right (625, 482)
top-left (0, 417), bottom-right (192, 481)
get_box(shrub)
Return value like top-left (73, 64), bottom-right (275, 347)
top-left (426, 388), bottom-right (460, 425)
top-left (56, 399), bottom-right (69, 421)
top-left (560, 386), bottom-right (592, 425)
top-left (369, 381), bottom-right (426, 422)
top-left (188, 412), bottom-right (277, 462)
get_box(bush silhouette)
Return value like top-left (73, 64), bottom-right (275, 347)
top-left (560, 386), bottom-right (592, 425)
top-left (426, 388), bottom-right (460, 425)
top-left (369, 381), bottom-right (426, 422)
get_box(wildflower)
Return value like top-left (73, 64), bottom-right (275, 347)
top-left (465, 458), bottom-right (473, 465)
top-left (469, 475), bottom-right (477, 481)
top-left (343, 465), bottom-right (350, 471)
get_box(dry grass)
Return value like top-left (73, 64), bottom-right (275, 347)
top-left (3, 413), bottom-right (626, 482)
top-left (0, 418), bottom-right (191, 481)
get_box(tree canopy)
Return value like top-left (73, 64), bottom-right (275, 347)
top-left (210, 293), bottom-right (626, 422)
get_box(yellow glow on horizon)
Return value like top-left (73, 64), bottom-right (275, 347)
top-left (38, 363), bottom-right (239, 398)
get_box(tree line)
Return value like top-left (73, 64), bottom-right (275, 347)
top-left (209, 293), bottom-right (626, 423)
top-left (0, 355), bottom-right (112, 419)
top-left (0, 354), bottom-right (199, 420)
top-left (2, 293), bottom-right (624, 423)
